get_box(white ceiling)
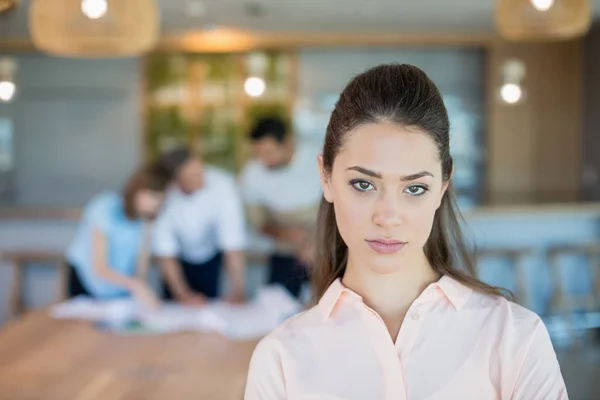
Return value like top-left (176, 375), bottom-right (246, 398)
top-left (1, 0), bottom-right (600, 38)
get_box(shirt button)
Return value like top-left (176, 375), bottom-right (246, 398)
top-left (411, 313), bottom-right (420, 321)
top-left (428, 288), bottom-right (437, 296)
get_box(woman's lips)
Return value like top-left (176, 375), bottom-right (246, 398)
top-left (365, 239), bottom-right (407, 254)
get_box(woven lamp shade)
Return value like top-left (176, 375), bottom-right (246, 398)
top-left (495, 0), bottom-right (592, 41)
top-left (29, 0), bottom-right (160, 57)
top-left (0, 0), bottom-right (20, 13)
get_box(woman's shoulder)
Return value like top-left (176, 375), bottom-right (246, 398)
top-left (81, 191), bottom-right (126, 227)
top-left (468, 286), bottom-right (546, 337)
top-left (467, 289), bottom-right (564, 395)
top-left (84, 191), bottom-right (120, 214)
top-left (255, 305), bottom-right (325, 351)
top-left (441, 275), bottom-right (543, 329)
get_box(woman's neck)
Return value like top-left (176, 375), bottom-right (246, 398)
top-left (342, 252), bottom-right (440, 326)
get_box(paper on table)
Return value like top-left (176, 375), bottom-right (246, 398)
top-left (197, 285), bottom-right (303, 340)
top-left (50, 284), bottom-right (304, 340)
top-left (50, 296), bottom-right (140, 324)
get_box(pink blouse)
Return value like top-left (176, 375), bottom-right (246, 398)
top-left (245, 276), bottom-right (568, 399)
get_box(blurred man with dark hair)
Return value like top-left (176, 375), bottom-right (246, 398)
top-left (241, 116), bottom-right (322, 298)
top-left (153, 147), bottom-right (247, 305)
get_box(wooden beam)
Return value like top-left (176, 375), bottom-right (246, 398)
top-left (156, 30), bottom-right (494, 52)
top-left (0, 31), bottom-right (494, 53)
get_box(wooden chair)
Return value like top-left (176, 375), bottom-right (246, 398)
top-left (546, 243), bottom-right (600, 347)
top-left (0, 250), bottom-right (66, 320)
top-left (475, 248), bottom-right (534, 307)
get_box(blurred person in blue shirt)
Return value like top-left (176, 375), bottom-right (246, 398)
top-left (65, 164), bottom-right (170, 309)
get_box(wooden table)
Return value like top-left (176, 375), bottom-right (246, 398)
top-left (0, 312), bottom-right (259, 400)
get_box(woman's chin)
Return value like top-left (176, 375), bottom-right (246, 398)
top-left (365, 254), bottom-right (407, 275)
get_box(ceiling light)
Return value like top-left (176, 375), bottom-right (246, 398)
top-left (244, 77), bottom-right (265, 97)
top-left (496, 0), bottom-right (591, 41)
top-left (0, 81), bottom-right (15, 102)
top-left (81, 0), bottom-right (107, 19)
top-left (30, 0), bottom-right (159, 57)
top-left (499, 59), bottom-right (526, 105)
top-left (0, 58), bottom-right (16, 102)
top-left (500, 83), bottom-right (522, 104)
top-left (530, 0), bottom-right (554, 12)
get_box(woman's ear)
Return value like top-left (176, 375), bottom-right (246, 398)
top-left (318, 155), bottom-right (333, 203)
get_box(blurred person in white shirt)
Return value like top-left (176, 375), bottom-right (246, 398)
top-left (241, 117), bottom-right (322, 298)
top-left (153, 147), bottom-right (247, 305)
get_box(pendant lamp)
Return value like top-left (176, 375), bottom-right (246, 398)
top-left (29, 0), bottom-right (160, 57)
top-left (495, 0), bottom-right (591, 41)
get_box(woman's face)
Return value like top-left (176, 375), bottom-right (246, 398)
top-left (319, 121), bottom-right (449, 275)
top-left (135, 189), bottom-right (165, 219)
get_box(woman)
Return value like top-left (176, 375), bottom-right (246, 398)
top-left (66, 164), bottom-right (169, 309)
top-left (245, 64), bottom-right (567, 399)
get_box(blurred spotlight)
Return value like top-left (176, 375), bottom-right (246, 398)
top-left (500, 83), bottom-right (522, 104)
top-left (81, 0), bottom-right (107, 19)
top-left (244, 77), bottom-right (265, 97)
top-left (499, 59), bottom-right (526, 105)
top-left (0, 81), bottom-right (15, 102)
top-left (0, 57), bottom-right (16, 102)
top-left (530, 0), bottom-right (554, 12)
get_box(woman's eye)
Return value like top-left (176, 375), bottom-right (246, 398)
top-left (405, 185), bottom-right (427, 196)
top-left (351, 180), bottom-right (375, 192)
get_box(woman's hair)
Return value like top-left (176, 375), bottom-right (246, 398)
top-left (122, 163), bottom-right (170, 220)
top-left (312, 63), bottom-right (507, 302)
